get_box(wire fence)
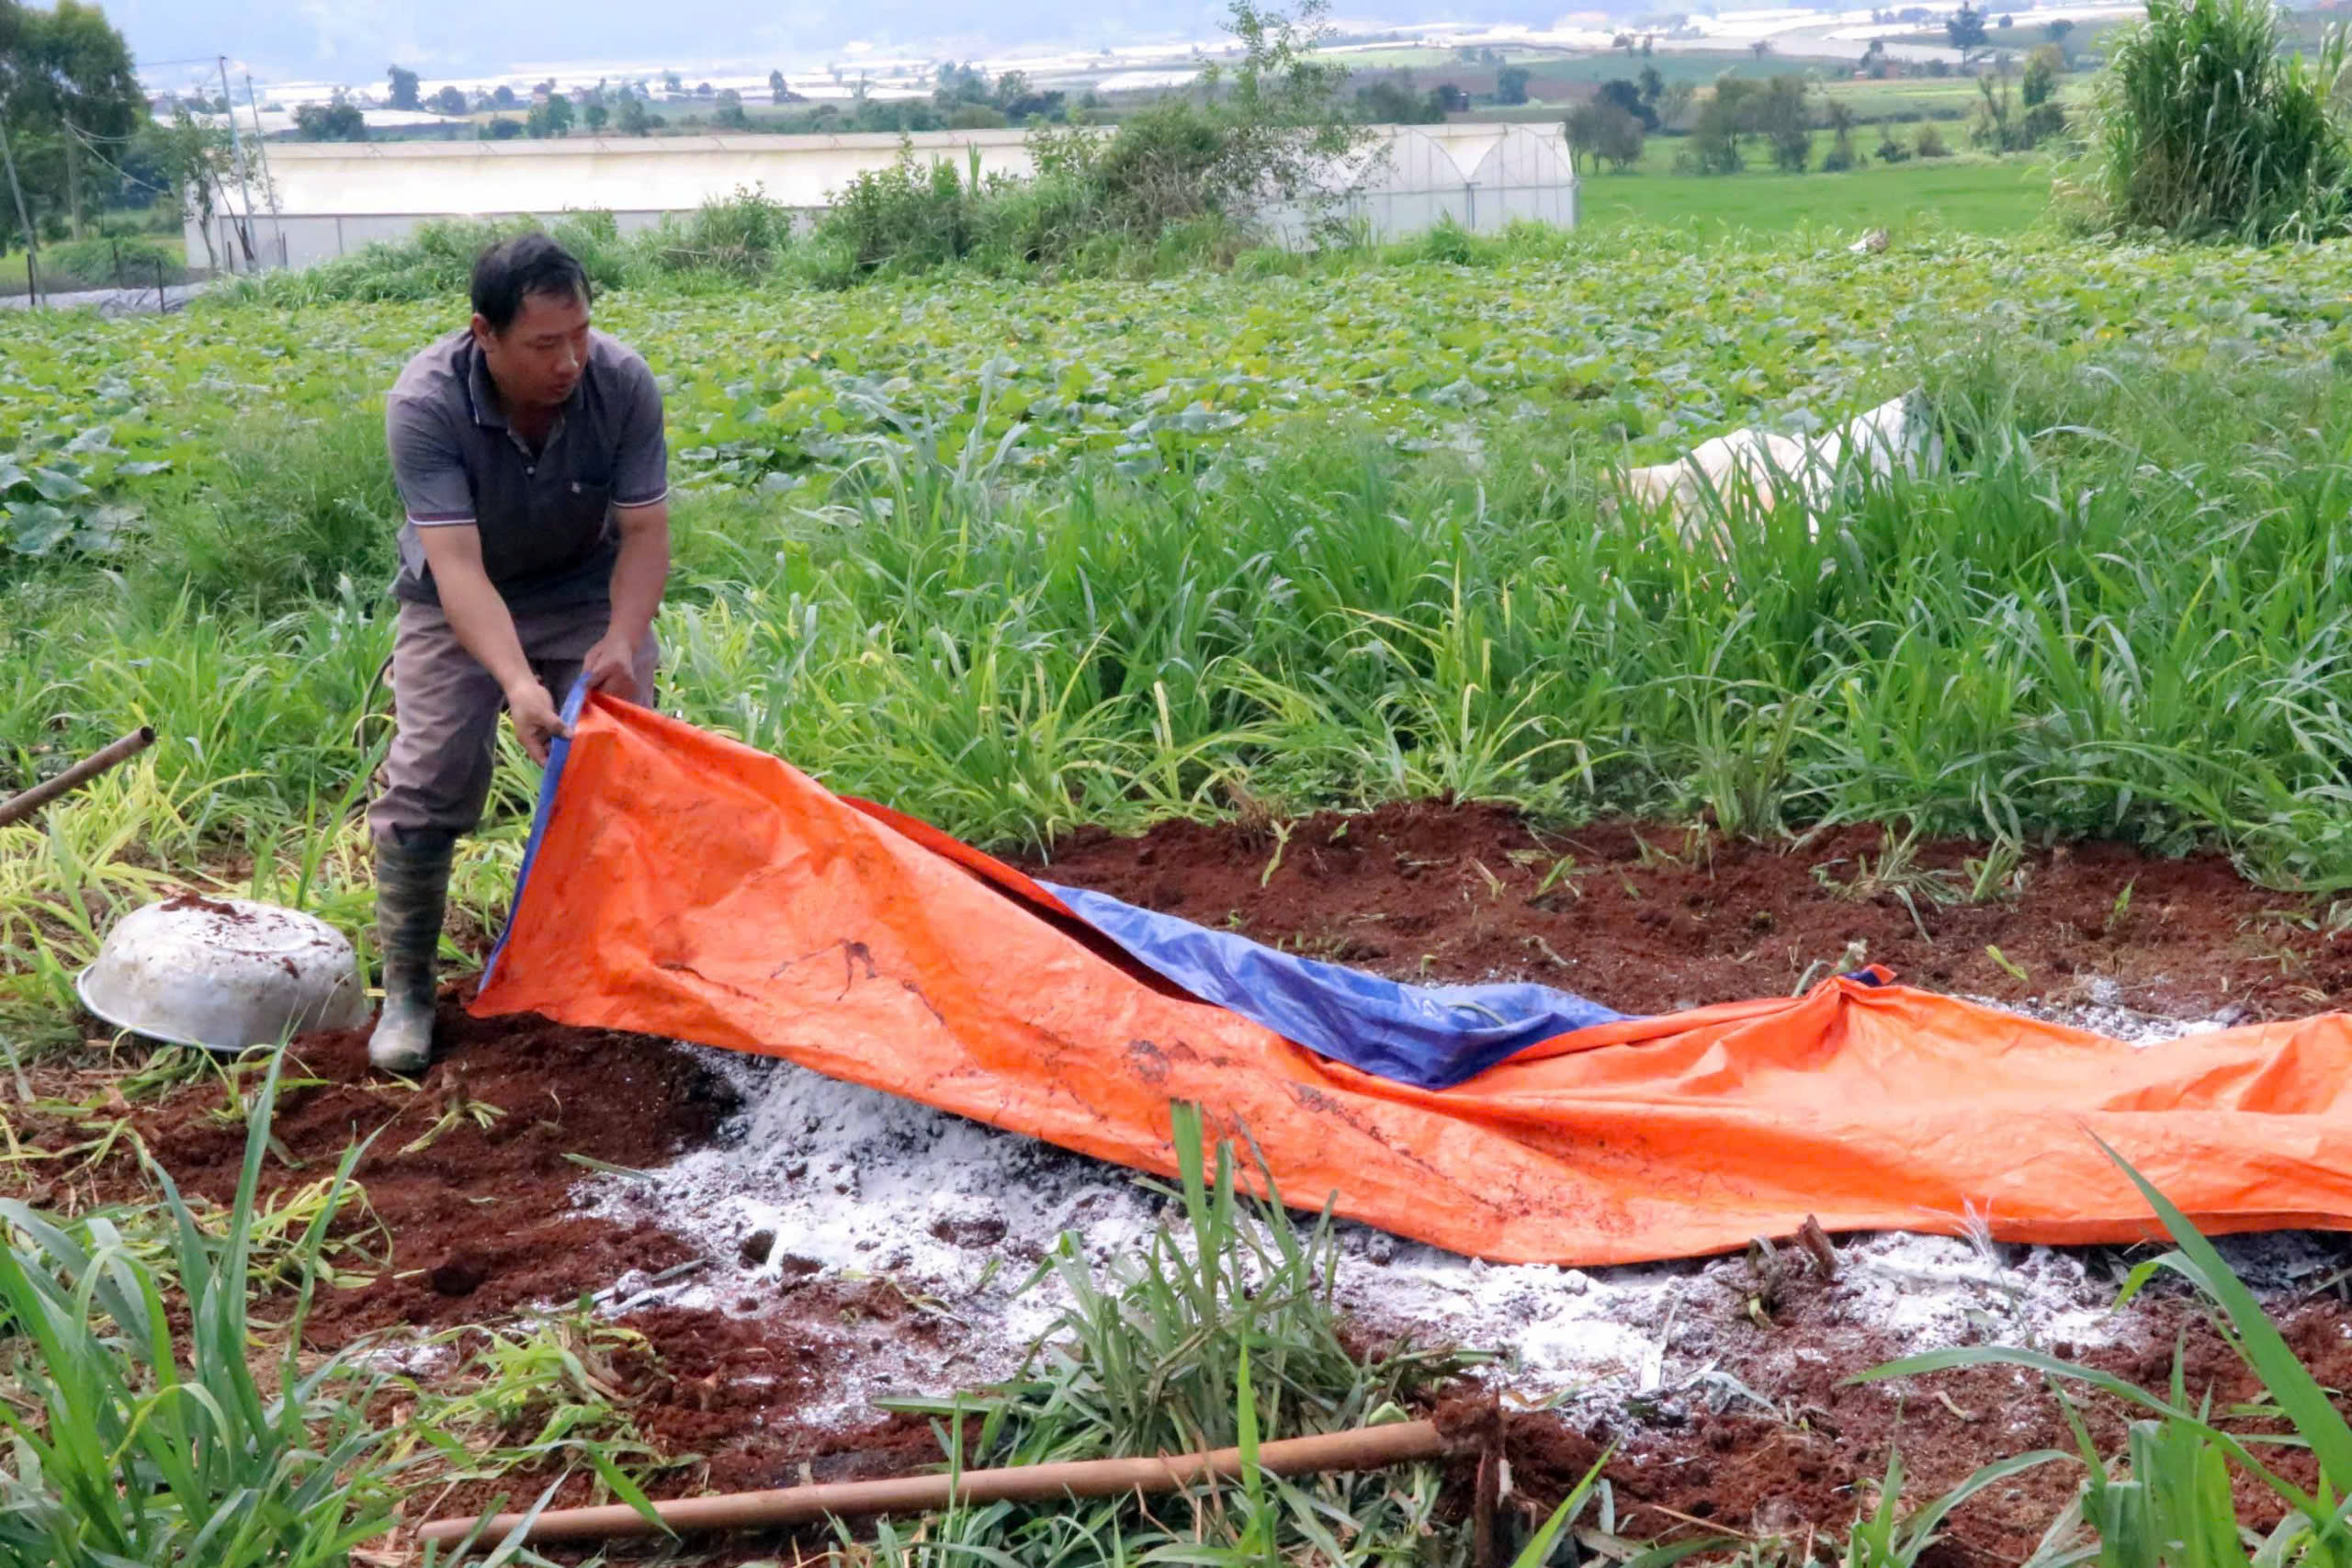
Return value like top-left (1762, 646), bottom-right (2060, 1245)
top-left (0, 235), bottom-right (205, 310)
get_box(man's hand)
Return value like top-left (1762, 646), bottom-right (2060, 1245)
top-left (582, 633), bottom-right (644, 704)
top-left (505, 680), bottom-right (571, 766)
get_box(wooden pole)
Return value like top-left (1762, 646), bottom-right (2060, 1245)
top-left (416, 1417), bottom-right (1450, 1548)
top-left (0, 728), bottom-right (157, 829)
top-left (0, 96), bottom-right (40, 308)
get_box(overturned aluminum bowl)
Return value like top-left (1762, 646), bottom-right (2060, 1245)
top-left (77, 895), bottom-right (372, 1054)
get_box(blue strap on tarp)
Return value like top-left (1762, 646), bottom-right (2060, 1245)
top-left (479, 675), bottom-right (589, 992)
top-left (1038, 880), bottom-right (1630, 1090)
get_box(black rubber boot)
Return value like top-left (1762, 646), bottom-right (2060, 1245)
top-left (368, 829), bottom-right (457, 1076)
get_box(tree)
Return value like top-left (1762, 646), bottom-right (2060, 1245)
top-left (1638, 63), bottom-right (1665, 109)
top-left (1758, 74), bottom-right (1812, 169)
top-left (1048, 0), bottom-right (1371, 246)
top-left (294, 101), bottom-right (368, 141)
top-left (387, 64), bottom-right (420, 109)
top-left (151, 107), bottom-right (236, 269)
top-left (1356, 72), bottom-right (1443, 123)
top-left (1946, 3), bottom-right (1987, 50)
top-left (712, 88), bottom-right (748, 130)
top-left (0, 0), bottom-right (144, 239)
top-left (770, 68), bottom-right (789, 104)
top-left (430, 85), bottom-right (468, 116)
top-left (1433, 82), bottom-right (1470, 113)
top-left (526, 92), bottom-right (574, 138)
top-left (1566, 98), bottom-right (1645, 171)
top-left (1689, 78), bottom-right (1754, 171)
top-left (1998, 11), bottom-right (2013, 26)
top-left (662, 71), bottom-right (682, 95)
top-left (1972, 65), bottom-right (2018, 148)
top-left (1750, 37), bottom-right (1773, 57)
top-left (492, 84), bottom-right (517, 108)
top-left (1874, 118), bottom-right (1912, 160)
top-left (616, 95), bottom-right (652, 136)
top-left (1823, 96), bottom-right (1860, 168)
top-left (2045, 17), bottom-right (2074, 41)
top-left (2021, 43), bottom-right (2060, 106)
top-left (1658, 80), bottom-right (1696, 130)
top-left (1597, 77), bottom-right (1659, 131)
top-left (481, 117), bottom-right (522, 141)
top-left (582, 100), bottom-right (609, 132)
top-left (1495, 64), bottom-right (1531, 104)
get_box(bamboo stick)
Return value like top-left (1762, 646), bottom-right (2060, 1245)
top-left (415, 1416), bottom-right (1450, 1547)
top-left (0, 727), bottom-right (155, 829)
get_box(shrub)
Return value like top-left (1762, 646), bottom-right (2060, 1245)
top-left (1566, 100), bottom-right (1646, 172)
top-left (257, 216), bottom-right (529, 303)
top-left (1915, 121), bottom-right (1951, 157)
top-left (816, 145), bottom-right (979, 273)
top-left (2090, 0), bottom-right (2351, 240)
top-left (29, 235), bottom-right (188, 290)
top-left (1876, 123), bottom-right (1914, 162)
top-left (133, 406), bottom-right (400, 614)
top-left (652, 185), bottom-right (797, 277)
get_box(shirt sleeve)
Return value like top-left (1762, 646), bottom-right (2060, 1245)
top-left (612, 356), bottom-right (669, 510)
top-left (386, 393), bottom-right (477, 526)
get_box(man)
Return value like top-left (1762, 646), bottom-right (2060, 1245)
top-left (367, 232), bottom-right (671, 1074)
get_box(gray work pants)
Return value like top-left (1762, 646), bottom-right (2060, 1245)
top-left (366, 596), bottom-right (658, 840)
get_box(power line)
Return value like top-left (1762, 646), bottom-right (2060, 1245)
top-left (62, 120), bottom-right (175, 199)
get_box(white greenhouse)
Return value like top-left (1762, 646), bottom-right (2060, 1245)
top-left (187, 122), bottom-right (1577, 273)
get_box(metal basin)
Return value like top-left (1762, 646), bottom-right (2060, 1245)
top-left (77, 895), bottom-right (372, 1053)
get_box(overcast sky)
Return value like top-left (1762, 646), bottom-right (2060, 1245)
top-left (106, 0), bottom-right (1565, 90)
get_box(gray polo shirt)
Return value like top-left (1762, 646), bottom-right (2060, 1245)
top-left (384, 328), bottom-right (668, 611)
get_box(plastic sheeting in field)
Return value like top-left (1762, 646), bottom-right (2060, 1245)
top-left (473, 693), bottom-right (2352, 1266)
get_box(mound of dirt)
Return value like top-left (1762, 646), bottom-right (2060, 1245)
top-left (119, 992), bottom-right (739, 1341)
top-left (1024, 804), bottom-right (2352, 1021)
top-left (22, 802), bottom-right (2352, 1561)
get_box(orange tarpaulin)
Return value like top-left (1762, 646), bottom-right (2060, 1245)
top-left (472, 694), bottom-right (2352, 1266)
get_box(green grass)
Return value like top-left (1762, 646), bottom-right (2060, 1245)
top-left (1865, 1138), bottom-right (2352, 1568)
top-left (0, 1047), bottom-right (399, 1567)
top-left (6, 227), bottom-right (2352, 1023)
top-left (1578, 151), bottom-right (2054, 233)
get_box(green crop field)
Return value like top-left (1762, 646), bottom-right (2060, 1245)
top-left (1577, 151), bottom-right (2057, 233)
top-left (7, 222), bottom-right (2352, 919)
top-left (12, 172), bottom-right (2352, 1565)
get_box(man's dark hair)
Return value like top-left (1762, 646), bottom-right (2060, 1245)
top-left (470, 232), bottom-right (591, 333)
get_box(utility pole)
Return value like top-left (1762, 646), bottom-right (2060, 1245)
top-left (0, 92), bottom-right (38, 307)
top-left (242, 72), bottom-right (280, 266)
top-left (218, 55), bottom-right (257, 267)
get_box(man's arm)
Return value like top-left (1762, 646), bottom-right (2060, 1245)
top-left (581, 352), bottom-right (673, 703)
top-left (388, 394), bottom-right (570, 765)
top-left (416, 525), bottom-right (571, 764)
top-left (581, 500), bottom-right (670, 703)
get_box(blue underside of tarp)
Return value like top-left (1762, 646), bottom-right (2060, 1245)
top-left (1039, 881), bottom-right (1632, 1091)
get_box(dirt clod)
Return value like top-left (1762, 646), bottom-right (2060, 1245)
top-left (429, 1249), bottom-right (492, 1297)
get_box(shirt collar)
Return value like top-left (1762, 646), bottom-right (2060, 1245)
top-left (465, 341), bottom-right (508, 431)
top-left (465, 336), bottom-right (589, 432)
